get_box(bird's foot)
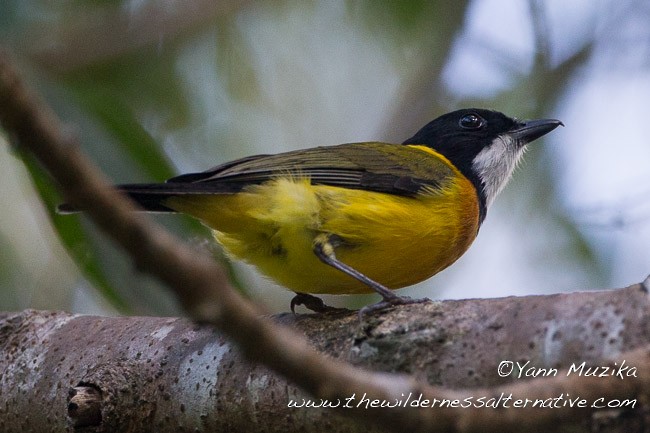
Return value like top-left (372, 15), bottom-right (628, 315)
top-left (290, 293), bottom-right (346, 314)
top-left (358, 294), bottom-right (430, 319)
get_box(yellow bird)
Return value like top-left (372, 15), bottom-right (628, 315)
top-left (61, 109), bottom-right (562, 313)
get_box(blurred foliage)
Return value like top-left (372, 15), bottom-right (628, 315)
top-left (0, 232), bottom-right (22, 310)
top-left (3, 0), bottom-right (647, 315)
top-left (65, 64), bottom-right (183, 181)
top-left (19, 152), bottom-right (131, 312)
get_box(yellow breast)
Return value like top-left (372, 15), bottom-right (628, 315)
top-left (166, 171), bottom-right (479, 295)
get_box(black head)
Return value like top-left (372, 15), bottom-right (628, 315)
top-left (404, 108), bottom-right (562, 220)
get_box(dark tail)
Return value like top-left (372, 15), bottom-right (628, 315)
top-left (57, 174), bottom-right (256, 214)
top-left (57, 183), bottom-right (202, 214)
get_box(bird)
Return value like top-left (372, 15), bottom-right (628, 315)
top-left (60, 108), bottom-right (562, 314)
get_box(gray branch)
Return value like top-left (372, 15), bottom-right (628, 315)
top-left (1, 280), bottom-right (649, 433)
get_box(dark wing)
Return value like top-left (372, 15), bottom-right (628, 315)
top-left (163, 142), bottom-right (455, 197)
top-left (59, 142), bottom-right (455, 213)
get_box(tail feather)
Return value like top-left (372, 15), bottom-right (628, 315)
top-left (57, 182), bottom-right (235, 214)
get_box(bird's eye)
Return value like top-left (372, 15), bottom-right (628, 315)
top-left (459, 113), bottom-right (485, 129)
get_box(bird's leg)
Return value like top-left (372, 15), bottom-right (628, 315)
top-left (312, 234), bottom-right (429, 316)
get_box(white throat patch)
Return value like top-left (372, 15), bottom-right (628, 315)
top-left (471, 135), bottom-right (526, 209)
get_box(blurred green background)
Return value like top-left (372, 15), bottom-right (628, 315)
top-left (1, 0), bottom-right (649, 316)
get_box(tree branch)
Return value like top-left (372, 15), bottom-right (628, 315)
top-left (1, 282), bottom-right (650, 432)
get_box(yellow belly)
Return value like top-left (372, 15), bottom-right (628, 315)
top-left (166, 176), bottom-right (479, 294)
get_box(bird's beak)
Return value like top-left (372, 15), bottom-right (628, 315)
top-left (511, 118), bottom-right (564, 146)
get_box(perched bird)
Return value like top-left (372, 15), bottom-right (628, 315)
top-left (61, 109), bottom-right (562, 314)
